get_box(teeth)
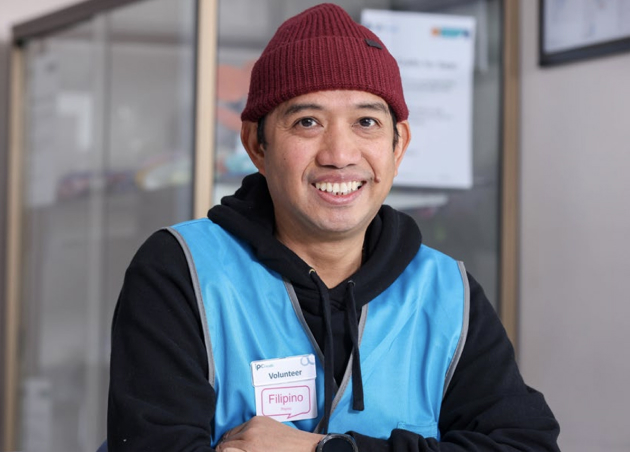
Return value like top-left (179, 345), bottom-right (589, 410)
top-left (315, 181), bottom-right (363, 195)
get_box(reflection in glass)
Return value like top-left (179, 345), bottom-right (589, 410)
top-left (18, 1), bottom-right (197, 450)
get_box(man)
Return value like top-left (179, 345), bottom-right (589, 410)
top-left (108, 3), bottom-right (560, 451)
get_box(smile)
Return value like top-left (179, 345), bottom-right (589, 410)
top-left (314, 181), bottom-right (363, 195)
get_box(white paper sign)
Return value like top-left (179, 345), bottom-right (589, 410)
top-left (362, 10), bottom-right (476, 189)
top-left (251, 354), bottom-right (317, 422)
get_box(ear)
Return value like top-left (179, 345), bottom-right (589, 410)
top-left (393, 120), bottom-right (411, 176)
top-left (241, 120), bottom-right (266, 175)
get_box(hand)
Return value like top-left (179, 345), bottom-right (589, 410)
top-left (216, 416), bottom-right (324, 452)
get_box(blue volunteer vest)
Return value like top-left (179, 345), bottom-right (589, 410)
top-left (168, 218), bottom-right (469, 447)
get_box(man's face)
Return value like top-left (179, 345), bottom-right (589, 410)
top-left (243, 90), bottom-right (410, 245)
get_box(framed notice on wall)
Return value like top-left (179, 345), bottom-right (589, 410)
top-left (540, 0), bottom-right (630, 66)
top-left (361, 9), bottom-right (476, 189)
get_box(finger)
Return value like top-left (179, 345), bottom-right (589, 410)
top-left (216, 446), bottom-right (244, 452)
top-left (226, 420), bottom-right (249, 437)
top-left (220, 422), bottom-right (246, 443)
top-left (216, 439), bottom-right (247, 452)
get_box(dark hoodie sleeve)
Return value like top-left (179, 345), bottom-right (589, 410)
top-left (107, 230), bottom-right (216, 451)
top-left (348, 273), bottom-right (560, 452)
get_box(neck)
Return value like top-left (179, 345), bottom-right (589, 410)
top-left (276, 232), bottom-right (364, 288)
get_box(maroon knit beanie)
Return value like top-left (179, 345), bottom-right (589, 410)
top-left (241, 3), bottom-right (408, 123)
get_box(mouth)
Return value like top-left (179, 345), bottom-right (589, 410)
top-left (314, 181), bottom-right (364, 196)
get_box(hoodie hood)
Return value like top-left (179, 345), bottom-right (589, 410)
top-left (207, 172), bottom-right (422, 307)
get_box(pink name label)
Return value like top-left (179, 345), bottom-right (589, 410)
top-left (251, 355), bottom-right (318, 422)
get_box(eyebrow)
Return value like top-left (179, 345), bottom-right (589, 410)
top-left (356, 102), bottom-right (389, 114)
top-left (281, 101), bottom-right (389, 117)
top-left (281, 103), bottom-right (323, 117)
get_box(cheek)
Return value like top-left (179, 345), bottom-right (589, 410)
top-left (265, 154), bottom-right (307, 191)
top-left (275, 151), bottom-right (312, 179)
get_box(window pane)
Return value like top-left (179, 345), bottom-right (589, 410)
top-left (18, 1), bottom-right (197, 450)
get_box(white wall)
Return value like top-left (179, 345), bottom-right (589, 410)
top-left (519, 2), bottom-right (630, 452)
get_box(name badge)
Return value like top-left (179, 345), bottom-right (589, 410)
top-left (251, 354), bottom-right (318, 422)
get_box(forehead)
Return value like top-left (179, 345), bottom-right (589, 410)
top-left (271, 90), bottom-right (390, 118)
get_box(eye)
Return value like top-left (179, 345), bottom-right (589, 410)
top-left (358, 117), bottom-right (378, 128)
top-left (296, 117), bottom-right (318, 128)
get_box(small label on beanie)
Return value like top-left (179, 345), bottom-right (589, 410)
top-left (365, 38), bottom-right (382, 49)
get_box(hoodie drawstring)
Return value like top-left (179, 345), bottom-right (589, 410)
top-left (345, 281), bottom-right (364, 411)
top-left (309, 270), bottom-right (365, 434)
top-left (310, 270), bottom-right (334, 434)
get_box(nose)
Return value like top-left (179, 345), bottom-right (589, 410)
top-left (316, 123), bottom-right (361, 168)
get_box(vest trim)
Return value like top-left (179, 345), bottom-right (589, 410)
top-left (314, 303), bottom-right (368, 434)
top-left (284, 279), bottom-right (370, 434)
top-left (166, 226), bottom-right (215, 387)
top-left (331, 304), bottom-right (368, 414)
top-left (283, 280), bottom-right (325, 368)
top-left (443, 261), bottom-right (470, 398)
top-left (330, 304), bottom-right (368, 414)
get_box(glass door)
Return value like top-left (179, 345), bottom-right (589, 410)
top-left (12, 0), bottom-right (197, 450)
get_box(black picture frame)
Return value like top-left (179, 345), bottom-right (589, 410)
top-left (539, 0), bottom-right (630, 66)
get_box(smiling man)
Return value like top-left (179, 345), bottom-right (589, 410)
top-left (241, 90), bottom-right (410, 289)
top-left (107, 4), bottom-right (560, 452)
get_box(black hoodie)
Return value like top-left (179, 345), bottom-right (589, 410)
top-left (108, 173), bottom-right (560, 451)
